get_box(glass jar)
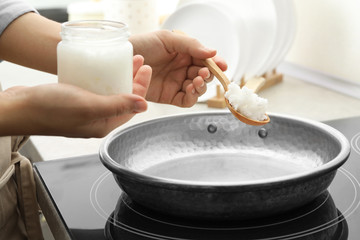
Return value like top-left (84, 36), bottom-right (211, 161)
top-left (57, 20), bottom-right (133, 95)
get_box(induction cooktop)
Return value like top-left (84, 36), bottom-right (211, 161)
top-left (34, 116), bottom-right (360, 240)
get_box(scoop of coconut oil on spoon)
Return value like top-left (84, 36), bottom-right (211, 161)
top-left (172, 29), bottom-right (270, 125)
top-left (202, 58), bottom-right (270, 126)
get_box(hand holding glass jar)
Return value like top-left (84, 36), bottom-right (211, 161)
top-left (1, 12), bottom-right (227, 139)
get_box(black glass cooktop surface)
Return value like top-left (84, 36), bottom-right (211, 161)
top-left (34, 116), bottom-right (360, 240)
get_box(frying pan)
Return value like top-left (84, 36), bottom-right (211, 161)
top-left (100, 112), bottom-right (350, 220)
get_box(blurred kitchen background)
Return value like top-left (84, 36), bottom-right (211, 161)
top-left (22, 0), bottom-right (360, 94)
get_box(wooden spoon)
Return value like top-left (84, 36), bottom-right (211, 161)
top-left (202, 58), bottom-right (270, 126)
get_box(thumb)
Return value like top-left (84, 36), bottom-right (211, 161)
top-left (116, 94), bottom-right (148, 114)
top-left (166, 30), bottom-right (217, 59)
top-left (97, 94), bottom-right (148, 118)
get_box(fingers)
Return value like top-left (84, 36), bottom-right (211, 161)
top-left (192, 76), bottom-right (207, 95)
top-left (187, 66), bottom-right (212, 82)
top-left (181, 76), bottom-right (207, 95)
top-left (172, 85), bottom-right (197, 108)
top-left (133, 55), bottom-right (145, 77)
top-left (177, 75), bottom-right (207, 108)
top-left (133, 64), bottom-right (152, 98)
top-left (211, 55), bottom-right (228, 72)
top-left (132, 53), bottom-right (152, 100)
top-left (197, 67), bottom-right (213, 83)
top-left (183, 67), bottom-right (211, 105)
top-left (183, 83), bottom-right (200, 107)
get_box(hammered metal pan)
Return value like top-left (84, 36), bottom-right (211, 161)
top-left (100, 112), bottom-right (350, 220)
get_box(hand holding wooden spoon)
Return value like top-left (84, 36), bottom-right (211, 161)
top-left (173, 29), bottom-right (270, 125)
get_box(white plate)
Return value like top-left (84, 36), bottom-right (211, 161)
top-left (268, 0), bottom-right (296, 71)
top-left (206, 1), bottom-right (248, 86)
top-left (256, 0), bottom-right (289, 75)
top-left (161, 2), bottom-right (242, 101)
top-left (220, 0), bottom-right (277, 79)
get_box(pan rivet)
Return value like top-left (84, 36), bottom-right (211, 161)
top-left (258, 128), bottom-right (268, 138)
top-left (207, 124), bottom-right (217, 134)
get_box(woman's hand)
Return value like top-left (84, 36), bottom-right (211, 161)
top-left (0, 56), bottom-right (152, 138)
top-left (130, 30), bottom-right (228, 107)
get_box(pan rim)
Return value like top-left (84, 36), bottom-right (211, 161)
top-left (99, 111), bottom-right (351, 190)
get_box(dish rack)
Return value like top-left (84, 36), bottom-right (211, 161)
top-left (207, 69), bottom-right (283, 108)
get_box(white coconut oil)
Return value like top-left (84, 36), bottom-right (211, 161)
top-left (57, 20), bottom-right (133, 95)
top-left (225, 82), bottom-right (268, 121)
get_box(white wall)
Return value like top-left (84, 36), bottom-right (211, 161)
top-left (286, 0), bottom-right (360, 82)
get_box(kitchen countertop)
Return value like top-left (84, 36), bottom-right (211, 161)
top-left (1, 61), bottom-right (360, 162)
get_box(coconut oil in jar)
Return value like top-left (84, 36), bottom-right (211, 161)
top-left (57, 20), bottom-right (133, 95)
